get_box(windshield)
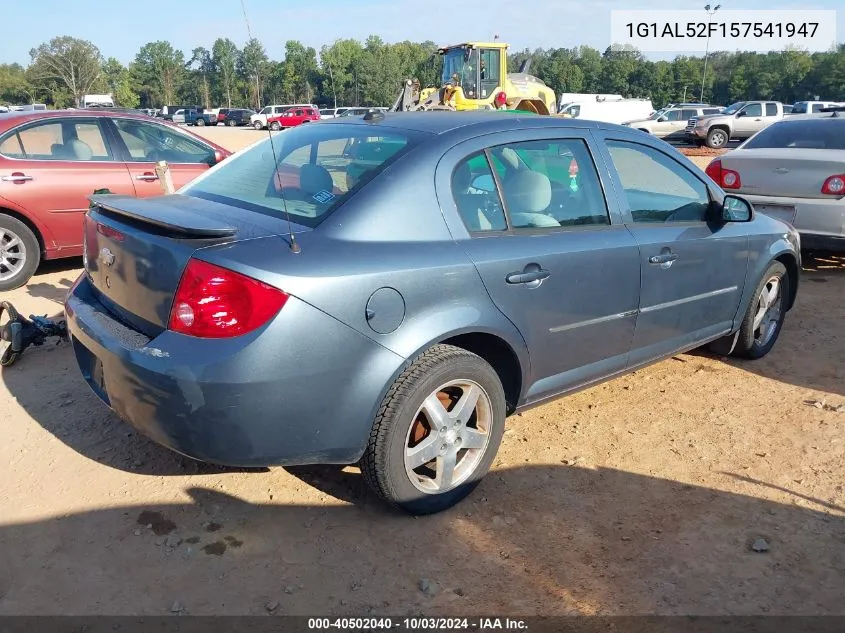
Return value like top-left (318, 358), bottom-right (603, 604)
top-left (723, 102), bottom-right (747, 115)
top-left (441, 47), bottom-right (482, 96)
top-left (742, 118), bottom-right (845, 150)
top-left (181, 123), bottom-right (424, 228)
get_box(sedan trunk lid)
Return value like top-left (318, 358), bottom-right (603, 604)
top-left (83, 193), bottom-right (309, 337)
top-left (720, 148), bottom-right (845, 199)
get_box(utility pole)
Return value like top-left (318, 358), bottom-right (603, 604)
top-left (327, 60), bottom-right (337, 109)
top-left (699, 4), bottom-right (720, 102)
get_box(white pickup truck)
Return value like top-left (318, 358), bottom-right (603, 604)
top-left (685, 100), bottom-right (784, 148)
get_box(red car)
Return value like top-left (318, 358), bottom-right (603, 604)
top-left (0, 110), bottom-right (230, 290)
top-left (266, 106), bottom-right (320, 131)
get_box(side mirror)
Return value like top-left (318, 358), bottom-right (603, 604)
top-left (721, 195), bottom-right (752, 222)
top-left (657, 116), bottom-right (668, 122)
top-left (471, 174), bottom-right (495, 192)
top-left (736, 111), bottom-right (746, 117)
top-left (214, 150), bottom-right (226, 164)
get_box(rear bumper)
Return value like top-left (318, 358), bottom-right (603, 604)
top-left (64, 274), bottom-right (404, 467)
top-left (740, 193), bottom-right (845, 247)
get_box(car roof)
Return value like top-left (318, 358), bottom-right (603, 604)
top-left (0, 109), bottom-right (157, 129)
top-left (319, 110), bottom-right (622, 135)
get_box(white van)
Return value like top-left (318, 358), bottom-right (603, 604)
top-left (558, 98), bottom-right (654, 125)
top-left (557, 93), bottom-right (623, 112)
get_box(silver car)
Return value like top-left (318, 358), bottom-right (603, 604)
top-left (64, 112), bottom-right (801, 515)
top-left (706, 110), bottom-right (845, 250)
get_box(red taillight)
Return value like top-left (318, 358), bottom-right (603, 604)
top-left (705, 158), bottom-right (741, 189)
top-left (168, 259), bottom-right (289, 338)
top-left (821, 174), bottom-right (845, 195)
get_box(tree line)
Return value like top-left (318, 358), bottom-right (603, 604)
top-left (2, 35), bottom-right (844, 111)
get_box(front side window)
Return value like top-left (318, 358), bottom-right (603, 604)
top-left (0, 119), bottom-right (111, 161)
top-left (605, 140), bottom-right (711, 223)
top-left (113, 118), bottom-right (215, 164)
top-left (260, 107), bottom-right (271, 115)
top-left (741, 103), bottom-right (763, 117)
top-left (182, 123), bottom-right (420, 228)
top-left (664, 110), bottom-right (685, 121)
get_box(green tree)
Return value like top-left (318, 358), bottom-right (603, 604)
top-left (100, 58), bottom-right (139, 108)
top-left (27, 36), bottom-right (102, 106)
top-left (239, 38), bottom-right (269, 109)
top-left (133, 41), bottom-right (185, 106)
top-left (212, 38), bottom-right (239, 108)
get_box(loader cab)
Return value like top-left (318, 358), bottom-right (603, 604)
top-left (440, 44), bottom-right (504, 101)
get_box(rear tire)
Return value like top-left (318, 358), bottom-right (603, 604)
top-left (731, 261), bottom-right (789, 360)
top-left (0, 214), bottom-right (40, 292)
top-left (227, 119), bottom-right (236, 127)
top-left (360, 344), bottom-right (506, 515)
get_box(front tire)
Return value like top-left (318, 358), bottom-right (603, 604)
top-left (706, 128), bottom-right (728, 149)
top-left (732, 261), bottom-right (789, 359)
top-left (269, 121), bottom-right (280, 131)
top-left (253, 120), bottom-right (263, 130)
top-left (0, 215), bottom-right (40, 292)
top-left (227, 119), bottom-right (236, 127)
top-left (360, 344), bottom-right (506, 515)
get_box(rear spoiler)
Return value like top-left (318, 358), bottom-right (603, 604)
top-left (88, 194), bottom-right (239, 238)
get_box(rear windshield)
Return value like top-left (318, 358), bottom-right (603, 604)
top-left (742, 118), bottom-right (845, 150)
top-left (181, 123), bottom-right (422, 227)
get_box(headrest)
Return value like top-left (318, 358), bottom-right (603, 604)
top-left (502, 169), bottom-right (551, 214)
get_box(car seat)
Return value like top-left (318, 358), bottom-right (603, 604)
top-left (501, 169), bottom-right (559, 228)
top-left (299, 163), bottom-right (334, 196)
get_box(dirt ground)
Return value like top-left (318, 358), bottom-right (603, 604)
top-left (1, 125), bottom-right (844, 617)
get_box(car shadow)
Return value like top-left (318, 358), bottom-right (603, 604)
top-left (0, 311), bottom-right (265, 477)
top-left (32, 256), bottom-right (83, 278)
top-left (1, 468), bottom-right (844, 615)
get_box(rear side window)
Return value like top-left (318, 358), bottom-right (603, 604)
top-left (0, 119), bottom-right (111, 161)
top-left (451, 139), bottom-right (610, 232)
top-left (765, 103), bottom-right (778, 116)
top-left (742, 119), bottom-right (845, 150)
top-left (182, 124), bottom-right (421, 228)
top-left (451, 151), bottom-right (508, 232)
top-left (606, 140), bottom-right (711, 223)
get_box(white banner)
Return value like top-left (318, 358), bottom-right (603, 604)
top-left (610, 9), bottom-right (838, 53)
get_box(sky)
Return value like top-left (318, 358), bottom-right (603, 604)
top-left (2, 0), bottom-right (842, 66)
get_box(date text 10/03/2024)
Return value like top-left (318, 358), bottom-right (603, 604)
top-left (625, 21), bottom-right (819, 39)
top-left (307, 617), bottom-right (528, 630)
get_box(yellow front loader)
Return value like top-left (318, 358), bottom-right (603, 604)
top-left (390, 41), bottom-right (557, 115)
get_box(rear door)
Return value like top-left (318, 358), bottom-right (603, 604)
top-left (595, 133), bottom-right (751, 365)
top-left (104, 117), bottom-right (216, 195)
top-left (0, 116), bottom-right (135, 252)
top-left (436, 128), bottom-right (642, 404)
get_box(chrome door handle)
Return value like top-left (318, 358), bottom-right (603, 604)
top-left (1, 175), bottom-right (33, 182)
top-left (135, 174), bottom-right (158, 181)
top-left (649, 253), bottom-right (679, 265)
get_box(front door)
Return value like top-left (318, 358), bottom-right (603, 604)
top-left (440, 131), bottom-right (642, 404)
top-left (597, 136), bottom-right (751, 365)
top-left (0, 117), bottom-right (135, 253)
top-left (733, 102), bottom-right (764, 136)
top-left (105, 117), bottom-right (214, 195)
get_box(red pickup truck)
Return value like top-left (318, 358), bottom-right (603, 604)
top-left (266, 106), bottom-right (320, 131)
